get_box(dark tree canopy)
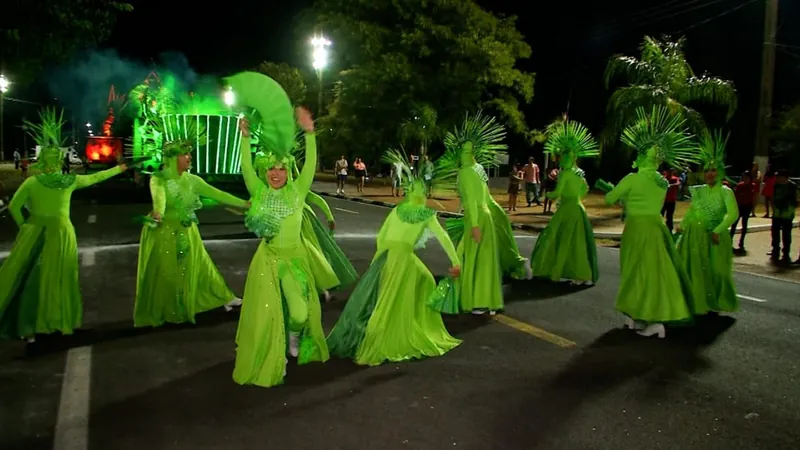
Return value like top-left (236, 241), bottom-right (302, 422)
top-left (1, 0), bottom-right (133, 83)
top-left (306, 0), bottom-right (536, 165)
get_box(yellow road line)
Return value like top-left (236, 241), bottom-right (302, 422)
top-left (225, 208), bottom-right (245, 216)
top-left (493, 314), bottom-right (577, 349)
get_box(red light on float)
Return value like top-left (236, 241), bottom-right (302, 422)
top-left (85, 136), bottom-right (123, 163)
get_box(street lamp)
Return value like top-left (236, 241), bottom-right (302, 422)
top-left (310, 35), bottom-right (331, 116)
top-left (223, 86), bottom-right (235, 107)
top-left (0, 74), bottom-right (10, 161)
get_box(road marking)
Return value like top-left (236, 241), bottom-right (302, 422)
top-left (493, 314), bottom-right (577, 349)
top-left (334, 207), bottom-right (359, 214)
top-left (53, 346), bottom-right (92, 450)
top-left (87, 215), bottom-right (96, 224)
top-left (738, 294), bottom-right (768, 303)
top-left (81, 250), bottom-right (96, 267)
top-left (225, 208), bottom-right (244, 216)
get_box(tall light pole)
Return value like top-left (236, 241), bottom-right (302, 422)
top-left (0, 74), bottom-right (10, 161)
top-left (311, 35), bottom-right (331, 117)
top-left (754, 0), bottom-right (779, 175)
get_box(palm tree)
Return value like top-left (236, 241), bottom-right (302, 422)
top-left (398, 103), bottom-right (440, 157)
top-left (603, 36), bottom-right (738, 146)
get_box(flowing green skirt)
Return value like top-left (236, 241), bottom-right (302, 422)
top-left (487, 198), bottom-right (528, 279)
top-left (134, 219), bottom-right (235, 328)
top-left (616, 215), bottom-right (693, 323)
top-left (301, 206), bottom-right (358, 289)
top-left (233, 243), bottom-right (328, 387)
top-left (327, 246), bottom-right (461, 366)
top-left (458, 209), bottom-right (504, 312)
top-left (530, 199), bottom-right (598, 283)
top-left (0, 216), bottom-right (81, 339)
top-left (676, 222), bottom-right (738, 314)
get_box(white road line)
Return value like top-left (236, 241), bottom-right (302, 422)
top-left (53, 347), bottom-right (92, 450)
top-left (86, 215), bottom-right (96, 224)
top-left (81, 251), bottom-right (96, 267)
top-left (334, 207), bottom-right (359, 214)
top-left (738, 294), bottom-right (768, 303)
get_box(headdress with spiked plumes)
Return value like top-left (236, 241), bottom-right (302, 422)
top-left (382, 147), bottom-right (441, 223)
top-left (697, 129), bottom-right (731, 183)
top-left (621, 106), bottom-right (699, 171)
top-left (436, 111), bottom-right (507, 183)
top-left (25, 108), bottom-right (68, 172)
top-left (543, 119), bottom-right (599, 170)
top-left (160, 116), bottom-right (207, 159)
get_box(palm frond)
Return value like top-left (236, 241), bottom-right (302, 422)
top-left (620, 105), bottom-right (699, 169)
top-left (604, 56), bottom-right (656, 89)
top-left (675, 75), bottom-right (738, 120)
top-left (544, 120), bottom-right (600, 160)
top-left (24, 107), bottom-right (67, 149)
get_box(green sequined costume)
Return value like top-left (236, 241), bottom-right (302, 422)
top-left (327, 150), bottom-right (461, 366)
top-left (530, 119), bottom-right (600, 284)
top-left (600, 106), bottom-right (697, 327)
top-left (134, 117), bottom-right (248, 328)
top-left (228, 72), bottom-right (330, 388)
top-left (0, 109), bottom-right (126, 339)
top-left (676, 130), bottom-right (739, 314)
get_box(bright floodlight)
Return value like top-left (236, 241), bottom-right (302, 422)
top-left (311, 36), bottom-right (332, 70)
top-left (86, 122), bottom-right (92, 128)
top-left (223, 87), bottom-right (235, 106)
top-left (0, 74), bottom-right (9, 94)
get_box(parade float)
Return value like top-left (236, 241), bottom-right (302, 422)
top-left (128, 72), bottom-right (245, 176)
top-left (85, 85), bottom-right (126, 166)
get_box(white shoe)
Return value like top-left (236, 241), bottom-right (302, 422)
top-left (224, 297), bottom-right (242, 312)
top-left (524, 260), bottom-right (533, 280)
top-left (323, 291), bottom-right (332, 302)
top-left (637, 323), bottom-right (666, 339)
top-left (489, 310), bottom-right (497, 316)
top-left (289, 333), bottom-right (299, 357)
top-left (25, 336), bottom-right (35, 344)
top-left (623, 317), bottom-right (644, 330)
top-left (471, 310), bottom-right (486, 315)
top-left (583, 281), bottom-right (594, 286)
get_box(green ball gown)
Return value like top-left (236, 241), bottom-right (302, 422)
top-left (0, 166), bottom-right (125, 339)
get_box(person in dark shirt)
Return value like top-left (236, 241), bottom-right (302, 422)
top-left (770, 169), bottom-right (797, 263)
top-left (660, 168), bottom-right (680, 232)
top-left (730, 170), bottom-right (755, 251)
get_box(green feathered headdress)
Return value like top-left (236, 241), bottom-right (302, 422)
top-left (24, 108), bottom-right (68, 172)
top-left (436, 110), bottom-right (507, 182)
top-left (620, 106), bottom-right (699, 170)
top-left (697, 129), bottom-right (731, 182)
top-left (544, 119), bottom-right (599, 167)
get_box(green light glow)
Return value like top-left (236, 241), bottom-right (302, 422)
top-left (159, 113), bottom-right (242, 174)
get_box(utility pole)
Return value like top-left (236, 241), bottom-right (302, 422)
top-left (754, 0), bottom-right (779, 175)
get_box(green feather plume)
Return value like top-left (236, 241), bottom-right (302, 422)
top-left (697, 129), bottom-right (731, 180)
top-left (436, 110), bottom-right (507, 182)
top-left (620, 106), bottom-right (699, 170)
top-left (544, 120), bottom-right (599, 159)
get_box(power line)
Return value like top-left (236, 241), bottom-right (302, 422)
top-left (671, 0), bottom-right (759, 34)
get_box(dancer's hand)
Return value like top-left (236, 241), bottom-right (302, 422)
top-left (151, 211), bottom-right (162, 222)
top-left (239, 118), bottom-right (250, 137)
top-left (710, 232), bottom-right (720, 245)
top-left (675, 224), bottom-right (682, 234)
top-left (328, 220), bottom-right (335, 230)
top-left (119, 163), bottom-right (129, 172)
top-left (296, 107), bottom-right (314, 133)
top-left (471, 226), bottom-right (481, 243)
top-left (245, 201), bottom-right (252, 209)
top-left (448, 265), bottom-right (461, 278)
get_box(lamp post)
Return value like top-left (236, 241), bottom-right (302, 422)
top-left (223, 86), bottom-right (235, 107)
top-left (0, 74), bottom-right (10, 161)
top-left (311, 35), bottom-right (331, 117)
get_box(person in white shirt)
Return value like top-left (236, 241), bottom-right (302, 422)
top-left (390, 161), bottom-right (403, 197)
top-left (522, 157), bottom-right (541, 207)
top-left (335, 155), bottom-right (348, 194)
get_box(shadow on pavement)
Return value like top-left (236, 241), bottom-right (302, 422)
top-left (492, 314), bottom-right (736, 448)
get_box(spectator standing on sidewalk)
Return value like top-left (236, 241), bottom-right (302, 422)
top-left (769, 169), bottom-right (797, 264)
top-left (507, 162), bottom-right (523, 212)
top-left (420, 154), bottom-right (434, 196)
top-left (542, 164), bottom-right (558, 213)
top-left (661, 168), bottom-right (680, 232)
top-left (13, 149), bottom-right (21, 170)
top-left (522, 157), bottom-right (541, 207)
top-left (335, 155), bottom-right (348, 194)
top-left (390, 160), bottom-right (403, 197)
top-left (730, 170), bottom-right (755, 251)
top-left (761, 165), bottom-right (775, 218)
top-left (750, 161), bottom-right (762, 217)
top-left (353, 158), bottom-right (367, 193)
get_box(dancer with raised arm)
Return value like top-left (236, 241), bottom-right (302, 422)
top-left (327, 149), bottom-right (461, 365)
top-left (676, 130), bottom-right (739, 316)
top-left (134, 118), bottom-right (249, 328)
top-left (227, 72), bottom-right (328, 387)
top-left (0, 109), bottom-right (129, 341)
top-left (529, 119), bottom-right (600, 285)
top-left (597, 106), bottom-right (697, 339)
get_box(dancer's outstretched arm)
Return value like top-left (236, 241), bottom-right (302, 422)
top-left (427, 215), bottom-right (459, 268)
top-left (8, 178), bottom-right (33, 227)
top-left (191, 175), bottom-right (248, 208)
top-left (604, 174), bottom-right (633, 205)
top-left (74, 164), bottom-right (127, 189)
top-left (295, 108), bottom-right (317, 198)
top-left (238, 131), bottom-right (260, 197)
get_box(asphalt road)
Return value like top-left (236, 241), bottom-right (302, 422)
top-left (1, 188), bottom-right (799, 450)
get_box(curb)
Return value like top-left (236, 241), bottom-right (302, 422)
top-left (315, 191), bottom-right (799, 241)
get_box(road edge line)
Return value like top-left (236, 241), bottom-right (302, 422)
top-left (492, 314), bottom-right (577, 349)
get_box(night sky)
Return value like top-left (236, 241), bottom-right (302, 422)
top-left (9, 0), bottom-right (800, 171)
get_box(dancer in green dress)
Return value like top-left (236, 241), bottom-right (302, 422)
top-left (676, 130), bottom-right (739, 315)
top-left (436, 112), bottom-right (510, 314)
top-left (134, 118), bottom-right (249, 328)
top-left (530, 119), bottom-right (600, 285)
top-left (327, 148), bottom-right (461, 366)
top-left (227, 72), bottom-right (329, 387)
top-left (597, 106), bottom-right (698, 338)
top-left (0, 108), bottom-right (129, 341)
